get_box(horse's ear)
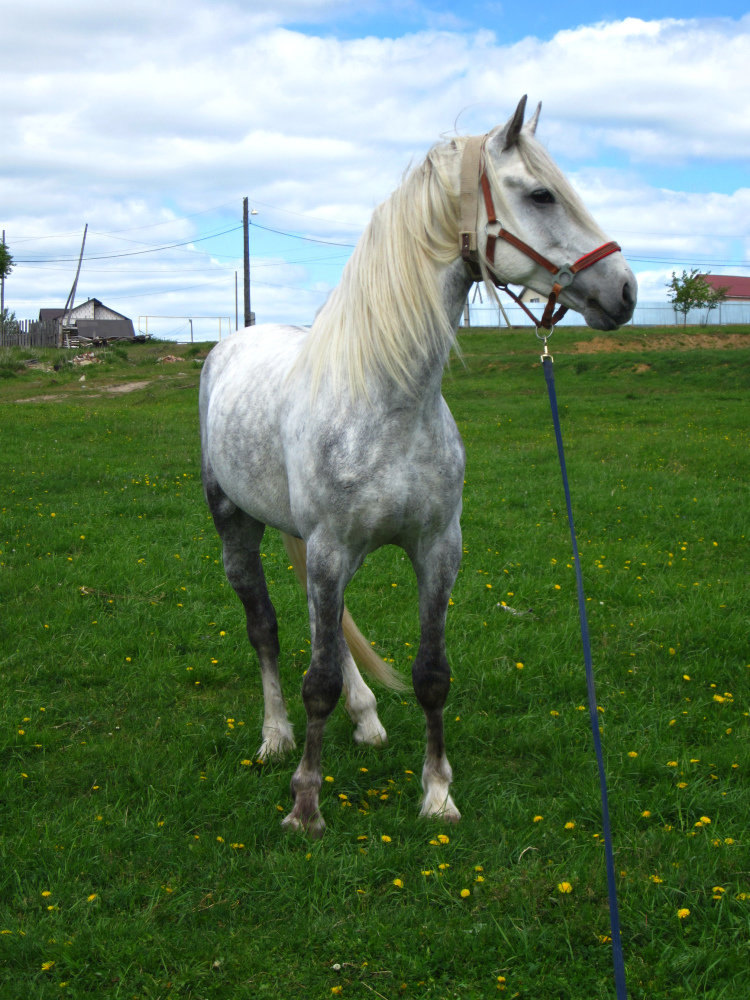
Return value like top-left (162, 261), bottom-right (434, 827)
top-left (524, 101), bottom-right (542, 136)
top-left (489, 95), bottom-right (528, 151)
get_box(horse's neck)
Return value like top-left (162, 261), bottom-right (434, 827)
top-left (361, 258), bottom-right (471, 412)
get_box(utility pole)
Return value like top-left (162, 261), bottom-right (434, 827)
top-left (243, 198), bottom-right (251, 327)
top-left (242, 198), bottom-right (258, 327)
top-left (61, 224), bottom-right (88, 347)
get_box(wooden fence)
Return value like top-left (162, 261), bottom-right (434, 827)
top-left (1, 318), bottom-right (59, 348)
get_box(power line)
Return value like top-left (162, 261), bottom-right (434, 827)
top-left (14, 225), bottom-right (243, 264)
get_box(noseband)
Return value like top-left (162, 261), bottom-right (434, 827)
top-left (459, 136), bottom-right (621, 331)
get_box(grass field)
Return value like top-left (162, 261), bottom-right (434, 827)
top-left (1, 326), bottom-right (748, 999)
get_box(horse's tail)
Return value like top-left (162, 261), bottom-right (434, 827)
top-left (281, 532), bottom-right (408, 692)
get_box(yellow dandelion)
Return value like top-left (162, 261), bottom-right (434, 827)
top-left (381, 835), bottom-right (392, 843)
top-left (533, 815), bottom-right (543, 823)
top-left (460, 888), bottom-right (471, 898)
top-left (392, 878), bottom-right (403, 888)
top-left (677, 908), bottom-right (690, 920)
top-left (41, 961), bottom-right (55, 972)
top-left (558, 881), bottom-right (573, 894)
top-left (437, 833), bottom-right (450, 844)
top-left (564, 821), bottom-right (576, 830)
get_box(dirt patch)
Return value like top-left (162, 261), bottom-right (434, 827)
top-left (16, 379), bottom-right (152, 404)
top-left (16, 393), bottom-right (66, 403)
top-left (572, 332), bottom-right (749, 353)
top-left (100, 380), bottom-right (151, 395)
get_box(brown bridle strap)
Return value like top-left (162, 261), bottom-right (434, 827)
top-left (460, 137), bottom-right (621, 331)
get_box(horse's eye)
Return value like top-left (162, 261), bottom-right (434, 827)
top-left (530, 188), bottom-right (555, 205)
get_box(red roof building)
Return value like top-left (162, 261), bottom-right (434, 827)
top-left (702, 275), bottom-right (750, 300)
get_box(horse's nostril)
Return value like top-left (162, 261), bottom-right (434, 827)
top-left (622, 280), bottom-right (636, 308)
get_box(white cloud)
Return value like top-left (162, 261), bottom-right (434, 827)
top-left (2, 5), bottom-right (749, 332)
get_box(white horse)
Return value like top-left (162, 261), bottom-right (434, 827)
top-left (199, 97), bottom-right (636, 836)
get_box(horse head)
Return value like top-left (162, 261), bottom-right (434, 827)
top-left (475, 96), bottom-right (636, 330)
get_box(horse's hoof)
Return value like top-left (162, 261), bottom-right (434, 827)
top-left (352, 718), bottom-right (388, 747)
top-left (281, 808), bottom-right (326, 839)
top-left (420, 793), bottom-right (461, 824)
top-left (257, 730), bottom-right (296, 760)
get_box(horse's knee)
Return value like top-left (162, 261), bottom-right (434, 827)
top-left (302, 661), bottom-right (343, 720)
top-left (412, 651), bottom-right (451, 712)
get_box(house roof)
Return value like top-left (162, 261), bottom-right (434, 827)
top-left (702, 275), bottom-right (750, 300)
top-left (39, 298), bottom-right (131, 322)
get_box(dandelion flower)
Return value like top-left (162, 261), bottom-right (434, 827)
top-left (533, 815), bottom-right (543, 823)
top-left (381, 835), bottom-right (392, 843)
top-left (436, 833), bottom-right (450, 844)
top-left (460, 888), bottom-right (471, 898)
top-left (392, 878), bottom-right (403, 888)
top-left (564, 821), bottom-right (576, 830)
top-left (558, 882), bottom-right (573, 894)
top-left (677, 908), bottom-right (690, 920)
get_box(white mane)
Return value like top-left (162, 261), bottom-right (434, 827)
top-left (296, 138), bottom-right (463, 401)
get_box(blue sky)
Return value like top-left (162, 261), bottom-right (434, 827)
top-left (2, 1), bottom-right (749, 339)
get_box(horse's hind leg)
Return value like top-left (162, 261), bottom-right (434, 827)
top-left (206, 485), bottom-right (295, 758)
top-left (341, 637), bottom-right (387, 747)
top-left (411, 519), bottom-right (462, 823)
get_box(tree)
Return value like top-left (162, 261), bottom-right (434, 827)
top-left (1, 308), bottom-right (19, 338)
top-left (0, 240), bottom-right (12, 280)
top-left (666, 269), bottom-right (728, 327)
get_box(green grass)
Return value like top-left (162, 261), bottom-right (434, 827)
top-left (1, 328), bottom-right (748, 998)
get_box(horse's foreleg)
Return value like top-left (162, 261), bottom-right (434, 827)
top-left (411, 521), bottom-right (462, 823)
top-left (282, 537), bottom-right (351, 837)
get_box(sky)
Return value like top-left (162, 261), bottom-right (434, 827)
top-left (2, 1), bottom-right (749, 341)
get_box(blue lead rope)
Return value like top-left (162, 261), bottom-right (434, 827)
top-left (541, 349), bottom-right (628, 1000)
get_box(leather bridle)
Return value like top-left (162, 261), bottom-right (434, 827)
top-left (459, 135), bottom-right (621, 331)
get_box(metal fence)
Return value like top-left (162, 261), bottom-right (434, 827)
top-left (462, 299), bottom-right (750, 329)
